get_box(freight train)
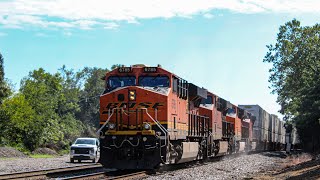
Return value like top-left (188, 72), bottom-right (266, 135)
top-left (97, 65), bottom-right (287, 170)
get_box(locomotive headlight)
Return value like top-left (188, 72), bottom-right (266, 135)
top-left (108, 123), bottom-right (116, 130)
top-left (129, 90), bottom-right (136, 101)
top-left (143, 137), bottom-right (148, 142)
top-left (143, 123), bottom-right (151, 130)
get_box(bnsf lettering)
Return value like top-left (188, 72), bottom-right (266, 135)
top-left (152, 102), bottom-right (163, 109)
top-left (103, 102), bottom-right (164, 112)
top-left (106, 103), bottom-right (119, 109)
top-left (137, 102), bottom-right (152, 108)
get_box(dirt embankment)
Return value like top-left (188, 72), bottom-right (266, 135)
top-left (254, 153), bottom-right (320, 180)
top-left (0, 147), bottom-right (27, 158)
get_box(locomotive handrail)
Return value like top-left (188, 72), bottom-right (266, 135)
top-left (138, 108), bottom-right (168, 147)
top-left (96, 108), bottom-right (126, 136)
top-left (139, 108), bottom-right (168, 133)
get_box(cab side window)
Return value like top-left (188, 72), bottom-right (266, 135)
top-left (173, 77), bottom-right (178, 93)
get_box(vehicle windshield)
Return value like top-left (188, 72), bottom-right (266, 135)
top-left (139, 76), bottom-right (169, 87)
top-left (108, 76), bottom-right (136, 89)
top-left (75, 139), bottom-right (95, 145)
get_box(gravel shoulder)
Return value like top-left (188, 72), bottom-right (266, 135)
top-left (145, 151), bottom-right (309, 180)
top-left (253, 153), bottom-right (320, 180)
top-left (1, 151), bottom-right (318, 180)
top-left (0, 155), bottom-right (95, 175)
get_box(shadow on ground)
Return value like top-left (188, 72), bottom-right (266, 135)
top-left (274, 157), bottom-right (320, 180)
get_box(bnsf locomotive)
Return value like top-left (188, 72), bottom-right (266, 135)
top-left (97, 65), bottom-right (286, 170)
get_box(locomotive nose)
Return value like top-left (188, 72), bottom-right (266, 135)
top-left (117, 93), bottom-right (125, 101)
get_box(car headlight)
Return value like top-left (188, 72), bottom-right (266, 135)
top-left (90, 149), bottom-right (94, 154)
top-left (71, 150), bottom-right (75, 154)
top-left (143, 123), bottom-right (151, 130)
top-left (109, 123), bottom-right (116, 130)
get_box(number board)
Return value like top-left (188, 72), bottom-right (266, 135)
top-left (143, 67), bottom-right (158, 73)
top-left (118, 67), bottom-right (132, 73)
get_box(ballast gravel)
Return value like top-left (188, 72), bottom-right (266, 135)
top-left (0, 155), bottom-right (94, 175)
top-left (145, 152), bottom-right (288, 180)
top-left (0, 151), bottom-right (294, 179)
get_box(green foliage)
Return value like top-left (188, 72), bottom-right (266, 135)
top-left (0, 64), bottom-right (114, 152)
top-left (77, 67), bottom-right (109, 128)
top-left (0, 68), bottom-right (86, 151)
top-left (264, 19), bottom-right (320, 151)
top-left (0, 94), bottom-right (40, 149)
top-left (0, 53), bottom-right (11, 104)
top-left (111, 64), bottom-right (123, 70)
top-left (20, 68), bottom-right (63, 116)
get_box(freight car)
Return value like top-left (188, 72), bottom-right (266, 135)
top-left (97, 65), bottom-right (284, 170)
top-left (238, 105), bottom-right (286, 151)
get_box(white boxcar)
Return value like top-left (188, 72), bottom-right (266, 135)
top-left (271, 114), bottom-right (280, 143)
top-left (277, 119), bottom-right (282, 143)
top-left (280, 121), bottom-right (286, 144)
top-left (238, 105), bottom-right (270, 142)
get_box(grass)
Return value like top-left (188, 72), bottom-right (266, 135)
top-left (58, 149), bottom-right (70, 155)
top-left (30, 154), bottom-right (54, 158)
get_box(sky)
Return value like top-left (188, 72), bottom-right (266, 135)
top-left (0, 0), bottom-right (320, 118)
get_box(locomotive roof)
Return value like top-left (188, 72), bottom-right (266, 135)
top-left (105, 65), bottom-right (252, 116)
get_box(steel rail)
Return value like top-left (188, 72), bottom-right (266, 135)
top-left (107, 171), bottom-right (148, 180)
top-left (60, 171), bottom-right (106, 180)
top-left (61, 171), bottom-right (147, 180)
top-left (0, 164), bottom-right (103, 180)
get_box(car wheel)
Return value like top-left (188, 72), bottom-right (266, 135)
top-left (78, 160), bottom-right (81, 163)
top-left (92, 158), bottom-right (96, 163)
top-left (70, 158), bottom-right (74, 163)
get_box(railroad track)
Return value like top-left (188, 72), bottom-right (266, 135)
top-left (0, 164), bottom-right (103, 180)
top-left (62, 171), bottom-right (148, 180)
top-left (0, 151), bottom-right (268, 180)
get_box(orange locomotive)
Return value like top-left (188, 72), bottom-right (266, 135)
top-left (97, 65), bottom-right (255, 169)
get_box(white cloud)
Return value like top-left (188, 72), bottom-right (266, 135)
top-left (0, 0), bottom-right (319, 30)
top-left (203, 13), bottom-right (214, 19)
top-left (104, 22), bottom-right (120, 30)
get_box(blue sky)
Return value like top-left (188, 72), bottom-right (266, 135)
top-left (1, 0), bottom-right (320, 117)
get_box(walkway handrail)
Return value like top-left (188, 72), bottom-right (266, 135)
top-left (96, 108), bottom-right (126, 136)
top-left (139, 108), bottom-right (169, 147)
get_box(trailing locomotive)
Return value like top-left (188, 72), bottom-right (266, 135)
top-left (97, 65), bottom-right (285, 170)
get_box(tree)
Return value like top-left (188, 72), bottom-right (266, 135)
top-left (111, 64), bottom-right (123, 70)
top-left (263, 19), bottom-right (320, 151)
top-left (0, 94), bottom-right (41, 150)
top-left (77, 67), bottom-right (109, 129)
top-left (0, 53), bottom-right (11, 103)
top-left (19, 68), bottom-right (84, 150)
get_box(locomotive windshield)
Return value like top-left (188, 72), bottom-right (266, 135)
top-left (139, 76), bottom-right (169, 87)
top-left (108, 76), bottom-right (136, 89)
top-left (201, 95), bottom-right (213, 104)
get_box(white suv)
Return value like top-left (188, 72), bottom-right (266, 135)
top-left (70, 138), bottom-right (99, 163)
